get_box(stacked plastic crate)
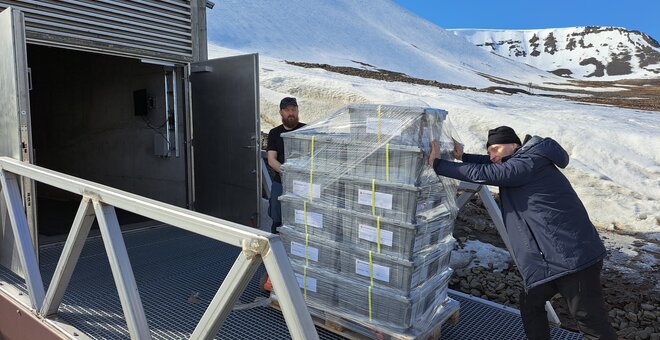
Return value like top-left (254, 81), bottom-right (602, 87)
top-left (278, 104), bottom-right (460, 337)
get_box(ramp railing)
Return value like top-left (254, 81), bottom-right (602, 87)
top-left (0, 156), bottom-right (318, 340)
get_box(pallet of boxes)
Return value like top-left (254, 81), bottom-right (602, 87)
top-left (272, 104), bottom-right (461, 340)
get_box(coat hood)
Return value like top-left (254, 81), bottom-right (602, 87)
top-left (516, 136), bottom-right (570, 168)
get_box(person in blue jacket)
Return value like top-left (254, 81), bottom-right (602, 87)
top-left (429, 126), bottom-right (616, 340)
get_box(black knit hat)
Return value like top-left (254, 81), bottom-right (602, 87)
top-left (279, 97), bottom-right (298, 109)
top-left (487, 126), bottom-right (522, 147)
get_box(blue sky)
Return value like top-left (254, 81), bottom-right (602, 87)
top-left (393, 0), bottom-right (660, 41)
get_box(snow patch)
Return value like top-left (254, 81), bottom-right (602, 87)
top-left (453, 240), bottom-right (511, 272)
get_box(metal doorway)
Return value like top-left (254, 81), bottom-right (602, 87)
top-left (190, 54), bottom-right (261, 227)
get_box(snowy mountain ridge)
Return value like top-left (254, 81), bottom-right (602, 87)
top-left (450, 26), bottom-right (660, 79)
top-left (206, 0), bottom-right (566, 89)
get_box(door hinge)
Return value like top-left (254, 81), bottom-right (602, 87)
top-left (191, 65), bottom-right (213, 73)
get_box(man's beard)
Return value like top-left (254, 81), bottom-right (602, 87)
top-left (282, 116), bottom-right (299, 129)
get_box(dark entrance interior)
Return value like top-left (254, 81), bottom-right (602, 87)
top-left (26, 44), bottom-right (187, 239)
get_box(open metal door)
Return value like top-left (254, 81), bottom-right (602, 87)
top-left (190, 54), bottom-right (261, 227)
top-left (0, 7), bottom-right (37, 273)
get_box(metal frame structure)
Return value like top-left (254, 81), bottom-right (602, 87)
top-left (0, 156), bottom-right (318, 340)
top-left (0, 7), bottom-right (39, 266)
top-left (163, 66), bottom-right (181, 158)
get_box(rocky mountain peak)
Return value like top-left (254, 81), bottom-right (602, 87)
top-left (450, 26), bottom-right (660, 79)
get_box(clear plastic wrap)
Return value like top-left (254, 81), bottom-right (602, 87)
top-left (280, 225), bottom-right (454, 292)
top-left (279, 193), bottom-right (454, 258)
top-left (277, 104), bottom-right (460, 337)
top-left (289, 262), bottom-right (456, 331)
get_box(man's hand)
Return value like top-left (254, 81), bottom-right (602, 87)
top-left (428, 140), bottom-right (440, 166)
top-left (453, 139), bottom-right (464, 161)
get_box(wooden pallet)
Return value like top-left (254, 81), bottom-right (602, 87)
top-left (270, 299), bottom-right (460, 340)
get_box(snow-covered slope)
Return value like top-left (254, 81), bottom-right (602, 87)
top-left (450, 27), bottom-right (660, 79)
top-left (205, 1), bottom-right (660, 233)
top-left (207, 0), bottom-right (566, 88)
top-left (210, 45), bottom-right (660, 235)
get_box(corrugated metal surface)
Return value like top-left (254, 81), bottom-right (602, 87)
top-left (0, 0), bottom-right (194, 62)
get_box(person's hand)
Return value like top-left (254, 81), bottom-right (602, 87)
top-left (428, 139), bottom-right (440, 166)
top-left (453, 139), bottom-right (464, 160)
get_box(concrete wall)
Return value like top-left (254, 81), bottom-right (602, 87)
top-left (27, 45), bottom-right (187, 207)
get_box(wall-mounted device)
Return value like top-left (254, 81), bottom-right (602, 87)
top-left (133, 89), bottom-right (148, 116)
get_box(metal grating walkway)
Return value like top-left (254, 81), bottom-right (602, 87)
top-left (0, 226), bottom-right (583, 339)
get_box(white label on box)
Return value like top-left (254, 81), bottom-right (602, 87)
top-left (295, 210), bottom-right (323, 228)
top-left (355, 259), bottom-right (390, 283)
top-left (295, 272), bottom-right (318, 293)
top-left (291, 241), bottom-right (319, 262)
top-left (358, 224), bottom-right (393, 247)
top-left (292, 180), bottom-right (321, 199)
top-left (357, 189), bottom-right (393, 210)
top-left (366, 118), bottom-right (403, 136)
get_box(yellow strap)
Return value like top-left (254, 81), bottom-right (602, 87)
top-left (305, 233), bottom-right (309, 266)
top-left (385, 143), bottom-right (390, 182)
top-left (309, 136), bottom-right (315, 202)
top-left (368, 285), bottom-right (373, 321)
top-left (377, 105), bottom-right (382, 143)
top-left (303, 267), bottom-right (308, 299)
top-left (368, 251), bottom-right (375, 320)
top-left (304, 201), bottom-right (310, 266)
top-left (369, 250), bottom-right (374, 286)
top-left (303, 201), bottom-right (308, 236)
top-left (377, 216), bottom-right (381, 253)
top-left (371, 179), bottom-right (376, 216)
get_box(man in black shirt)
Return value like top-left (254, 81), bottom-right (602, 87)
top-left (266, 97), bottom-right (305, 234)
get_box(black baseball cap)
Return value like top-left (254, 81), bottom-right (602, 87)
top-left (280, 97), bottom-right (298, 109)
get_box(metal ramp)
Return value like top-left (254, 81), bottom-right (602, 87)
top-left (0, 225), bottom-right (583, 339)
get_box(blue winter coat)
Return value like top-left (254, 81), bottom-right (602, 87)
top-left (433, 136), bottom-right (606, 289)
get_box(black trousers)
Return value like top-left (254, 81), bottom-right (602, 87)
top-left (519, 260), bottom-right (617, 340)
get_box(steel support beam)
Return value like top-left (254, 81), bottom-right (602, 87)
top-left (260, 151), bottom-right (272, 198)
top-left (93, 200), bottom-right (152, 339)
top-left (0, 170), bottom-right (44, 310)
top-left (189, 249), bottom-right (263, 339)
top-left (40, 198), bottom-right (95, 316)
top-left (262, 237), bottom-right (319, 340)
top-left (478, 185), bottom-right (514, 251)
